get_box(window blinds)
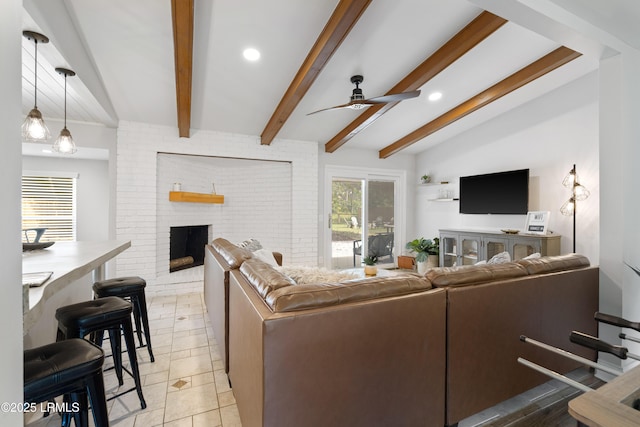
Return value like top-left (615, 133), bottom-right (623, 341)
top-left (22, 175), bottom-right (76, 242)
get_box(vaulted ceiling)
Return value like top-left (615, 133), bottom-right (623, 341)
top-left (22, 0), bottom-right (632, 158)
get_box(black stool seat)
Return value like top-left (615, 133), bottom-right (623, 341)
top-left (56, 297), bottom-right (132, 338)
top-left (24, 338), bottom-right (108, 427)
top-left (93, 276), bottom-right (145, 295)
top-left (56, 296), bottom-right (146, 409)
top-left (93, 276), bottom-right (154, 362)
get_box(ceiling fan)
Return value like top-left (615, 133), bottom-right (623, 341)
top-left (307, 75), bottom-right (421, 115)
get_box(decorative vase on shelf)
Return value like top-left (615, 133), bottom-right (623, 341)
top-left (364, 265), bottom-right (378, 275)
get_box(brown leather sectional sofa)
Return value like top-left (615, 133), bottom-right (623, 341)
top-left (204, 238), bottom-right (599, 427)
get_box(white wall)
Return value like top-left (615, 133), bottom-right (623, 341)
top-left (0, 0), bottom-right (24, 424)
top-left (414, 71), bottom-right (600, 264)
top-left (155, 154), bottom-right (291, 284)
top-left (22, 156), bottom-right (110, 241)
top-left (116, 122), bottom-right (318, 296)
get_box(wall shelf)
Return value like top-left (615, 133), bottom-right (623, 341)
top-left (428, 198), bottom-right (459, 202)
top-left (169, 191), bottom-right (224, 204)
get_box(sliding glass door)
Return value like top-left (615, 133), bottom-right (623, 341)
top-left (325, 167), bottom-right (404, 270)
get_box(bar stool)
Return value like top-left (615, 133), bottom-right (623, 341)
top-left (55, 296), bottom-right (147, 409)
top-left (93, 276), bottom-right (154, 362)
top-left (24, 338), bottom-right (109, 427)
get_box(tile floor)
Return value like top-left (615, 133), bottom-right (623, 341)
top-left (27, 291), bottom-right (242, 427)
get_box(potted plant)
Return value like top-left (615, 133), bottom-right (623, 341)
top-left (421, 174), bottom-right (431, 184)
top-left (405, 237), bottom-right (439, 274)
top-left (363, 255), bottom-right (378, 275)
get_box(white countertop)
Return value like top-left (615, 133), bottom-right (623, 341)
top-left (23, 240), bottom-right (131, 333)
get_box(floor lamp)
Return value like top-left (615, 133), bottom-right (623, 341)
top-left (560, 164), bottom-right (590, 253)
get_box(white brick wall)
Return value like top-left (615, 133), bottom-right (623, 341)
top-left (116, 121), bottom-right (318, 295)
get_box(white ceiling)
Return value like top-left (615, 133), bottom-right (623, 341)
top-left (21, 0), bottom-right (636, 158)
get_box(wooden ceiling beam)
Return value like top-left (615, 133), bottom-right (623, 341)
top-left (378, 46), bottom-right (582, 158)
top-left (171, 0), bottom-right (194, 138)
top-left (260, 0), bottom-right (372, 146)
top-left (324, 10), bottom-right (507, 153)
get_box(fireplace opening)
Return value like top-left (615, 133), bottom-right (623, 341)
top-left (170, 225), bottom-right (209, 272)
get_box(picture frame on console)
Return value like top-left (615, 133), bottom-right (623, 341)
top-left (524, 211), bottom-right (550, 235)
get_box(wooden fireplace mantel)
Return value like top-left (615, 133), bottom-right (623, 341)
top-left (169, 191), bottom-right (224, 204)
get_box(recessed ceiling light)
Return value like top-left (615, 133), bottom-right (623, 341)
top-left (42, 149), bottom-right (52, 153)
top-left (428, 92), bottom-right (442, 102)
top-left (243, 48), bottom-right (260, 61)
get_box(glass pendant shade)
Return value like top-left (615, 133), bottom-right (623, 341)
top-left (53, 127), bottom-right (77, 154)
top-left (560, 198), bottom-right (575, 216)
top-left (22, 107), bottom-right (51, 141)
top-left (53, 67), bottom-right (77, 154)
top-left (22, 31), bottom-right (50, 142)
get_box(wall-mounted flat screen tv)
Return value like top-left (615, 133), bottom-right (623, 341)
top-left (459, 169), bottom-right (529, 214)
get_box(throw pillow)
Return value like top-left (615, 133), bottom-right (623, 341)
top-left (523, 252), bottom-right (541, 260)
top-left (237, 238), bottom-right (263, 252)
top-left (253, 248), bottom-right (279, 266)
top-left (487, 251), bottom-right (511, 264)
top-left (474, 260), bottom-right (487, 265)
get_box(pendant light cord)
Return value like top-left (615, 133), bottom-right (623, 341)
top-left (34, 38), bottom-right (38, 108)
top-left (64, 73), bottom-right (67, 128)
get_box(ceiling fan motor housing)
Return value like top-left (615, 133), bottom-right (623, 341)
top-left (350, 75), bottom-right (365, 102)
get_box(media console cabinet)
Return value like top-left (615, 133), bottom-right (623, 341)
top-left (439, 228), bottom-right (561, 267)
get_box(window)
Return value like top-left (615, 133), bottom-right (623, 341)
top-left (22, 172), bottom-right (77, 242)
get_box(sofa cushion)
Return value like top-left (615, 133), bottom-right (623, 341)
top-left (240, 258), bottom-right (295, 299)
top-left (211, 238), bottom-right (253, 269)
top-left (265, 274), bottom-right (432, 313)
top-left (426, 263), bottom-right (528, 288)
top-left (276, 265), bottom-right (359, 285)
top-left (516, 253), bottom-right (590, 275)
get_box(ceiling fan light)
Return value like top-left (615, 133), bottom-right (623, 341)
top-left (22, 107), bottom-right (51, 141)
top-left (349, 103), bottom-right (367, 110)
top-left (53, 127), bottom-right (77, 154)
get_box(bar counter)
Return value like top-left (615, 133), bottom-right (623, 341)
top-left (23, 240), bottom-right (131, 346)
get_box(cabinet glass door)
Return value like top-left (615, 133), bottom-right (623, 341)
top-left (485, 238), bottom-right (508, 260)
top-left (441, 235), bottom-right (457, 267)
top-left (460, 236), bottom-right (480, 265)
top-left (512, 240), bottom-right (540, 260)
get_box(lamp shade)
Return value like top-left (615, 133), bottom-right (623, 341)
top-left (22, 107), bottom-right (51, 141)
top-left (560, 198), bottom-right (575, 216)
top-left (574, 184), bottom-right (590, 201)
top-left (52, 127), bottom-right (77, 154)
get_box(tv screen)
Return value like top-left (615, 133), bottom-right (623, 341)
top-left (459, 169), bottom-right (529, 214)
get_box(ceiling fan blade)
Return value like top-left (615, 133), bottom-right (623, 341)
top-left (307, 103), bottom-right (356, 115)
top-left (364, 89), bottom-right (421, 104)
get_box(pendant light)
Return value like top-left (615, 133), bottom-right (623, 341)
top-left (52, 68), bottom-right (77, 154)
top-left (22, 31), bottom-right (51, 142)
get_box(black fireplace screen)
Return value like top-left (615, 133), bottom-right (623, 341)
top-left (169, 225), bottom-right (209, 272)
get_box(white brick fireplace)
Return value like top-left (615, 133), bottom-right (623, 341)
top-left (115, 121), bottom-right (318, 295)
